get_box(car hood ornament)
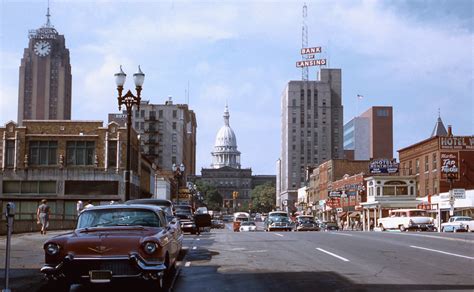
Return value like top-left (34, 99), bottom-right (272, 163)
top-left (88, 245), bottom-right (112, 254)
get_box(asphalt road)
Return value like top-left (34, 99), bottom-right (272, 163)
top-left (175, 224), bottom-right (474, 291)
top-left (1, 226), bottom-right (473, 291)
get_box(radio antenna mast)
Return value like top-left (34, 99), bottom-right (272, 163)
top-left (301, 3), bottom-right (309, 81)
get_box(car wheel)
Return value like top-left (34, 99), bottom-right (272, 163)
top-left (399, 225), bottom-right (406, 232)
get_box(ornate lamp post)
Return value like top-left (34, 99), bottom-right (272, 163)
top-left (115, 65), bottom-right (145, 201)
top-left (172, 163), bottom-right (185, 204)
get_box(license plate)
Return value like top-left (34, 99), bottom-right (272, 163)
top-left (89, 270), bottom-right (112, 283)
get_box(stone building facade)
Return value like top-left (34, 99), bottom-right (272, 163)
top-left (0, 120), bottom-right (155, 218)
top-left (278, 68), bottom-right (344, 211)
top-left (18, 11), bottom-right (72, 125)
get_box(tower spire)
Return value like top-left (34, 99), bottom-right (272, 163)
top-left (223, 104), bottom-right (230, 126)
top-left (45, 0), bottom-right (52, 27)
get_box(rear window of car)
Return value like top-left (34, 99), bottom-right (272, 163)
top-left (78, 208), bottom-right (162, 228)
top-left (409, 211), bottom-right (428, 217)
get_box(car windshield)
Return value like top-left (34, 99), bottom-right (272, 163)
top-left (409, 211), bottom-right (428, 217)
top-left (175, 206), bottom-right (193, 214)
top-left (298, 217), bottom-right (315, 223)
top-left (78, 208), bottom-right (162, 228)
top-left (271, 216), bottom-right (289, 222)
top-left (242, 222), bottom-right (256, 226)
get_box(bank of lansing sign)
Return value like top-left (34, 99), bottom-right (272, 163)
top-left (369, 159), bottom-right (399, 174)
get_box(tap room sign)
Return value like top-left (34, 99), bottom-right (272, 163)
top-left (439, 136), bottom-right (474, 150)
top-left (440, 152), bottom-right (459, 179)
top-left (369, 159), bottom-right (399, 174)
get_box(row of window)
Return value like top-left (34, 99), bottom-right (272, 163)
top-left (402, 153), bottom-right (438, 175)
top-left (3, 140), bottom-right (119, 168)
top-left (134, 109), bottom-right (179, 119)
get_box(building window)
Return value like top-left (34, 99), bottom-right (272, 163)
top-left (134, 122), bottom-right (139, 129)
top-left (292, 99), bottom-right (296, 106)
top-left (108, 141), bottom-right (117, 168)
top-left (5, 140), bottom-right (15, 167)
top-left (432, 153), bottom-right (437, 170)
top-left (159, 110), bottom-right (163, 118)
top-left (140, 110), bottom-right (145, 118)
top-left (66, 141), bottom-right (95, 166)
top-left (424, 155), bottom-right (429, 172)
top-left (172, 122), bottom-right (177, 130)
top-left (376, 109), bottom-right (389, 117)
top-left (172, 145), bottom-right (177, 154)
top-left (149, 111), bottom-right (156, 119)
top-left (29, 141), bottom-right (57, 165)
top-left (135, 110), bottom-right (139, 118)
top-left (172, 134), bottom-right (177, 142)
top-left (415, 159), bottom-right (419, 174)
top-left (140, 122), bottom-right (144, 130)
top-left (433, 178), bottom-right (438, 194)
top-left (409, 161), bottom-right (413, 175)
top-left (172, 156), bottom-right (176, 164)
top-left (172, 110), bottom-right (177, 118)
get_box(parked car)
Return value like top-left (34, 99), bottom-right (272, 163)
top-left (40, 204), bottom-right (182, 290)
top-left (320, 221), bottom-right (339, 231)
top-left (211, 219), bottom-right (225, 229)
top-left (377, 209), bottom-right (435, 232)
top-left (294, 215), bottom-right (320, 231)
top-left (264, 211), bottom-right (292, 231)
top-left (239, 221), bottom-right (257, 232)
top-left (126, 198), bottom-right (176, 222)
top-left (441, 216), bottom-right (474, 232)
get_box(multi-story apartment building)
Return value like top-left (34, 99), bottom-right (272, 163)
top-left (0, 120), bottom-right (156, 221)
top-left (17, 11), bottom-right (72, 125)
top-left (110, 97), bottom-right (197, 175)
top-left (278, 68), bottom-right (344, 210)
top-left (344, 106), bottom-right (393, 160)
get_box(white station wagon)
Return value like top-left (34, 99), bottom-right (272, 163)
top-left (378, 209), bottom-right (435, 232)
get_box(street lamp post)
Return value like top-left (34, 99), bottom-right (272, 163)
top-left (172, 163), bottom-right (185, 205)
top-left (115, 65), bottom-right (145, 202)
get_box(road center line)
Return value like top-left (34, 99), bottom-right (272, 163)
top-left (410, 245), bottom-right (474, 260)
top-left (400, 233), bottom-right (474, 244)
top-left (196, 238), bottom-right (200, 241)
top-left (185, 261), bottom-right (191, 267)
top-left (328, 232), bottom-right (353, 237)
top-left (192, 246), bottom-right (197, 250)
top-left (316, 248), bottom-right (350, 262)
top-left (274, 233), bottom-right (284, 237)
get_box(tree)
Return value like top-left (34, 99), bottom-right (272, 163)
top-left (250, 183), bottom-right (276, 213)
top-left (195, 181), bottom-right (223, 211)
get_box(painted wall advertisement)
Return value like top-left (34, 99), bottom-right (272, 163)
top-left (440, 152), bottom-right (459, 179)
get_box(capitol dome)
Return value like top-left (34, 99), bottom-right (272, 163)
top-left (211, 105), bottom-right (241, 169)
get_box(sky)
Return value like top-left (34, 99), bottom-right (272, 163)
top-left (0, 0), bottom-right (473, 175)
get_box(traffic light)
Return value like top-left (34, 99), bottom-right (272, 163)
top-left (232, 191), bottom-right (239, 200)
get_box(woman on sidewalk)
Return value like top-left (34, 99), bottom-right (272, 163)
top-left (36, 199), bottom-right (50, 235)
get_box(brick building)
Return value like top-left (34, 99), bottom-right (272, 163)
top-left (306, 159), bottom-right (370, 212)
top-left (0, 120), bottom-right (156, 219)
top-left (398, 125), bottom-right (474, 198)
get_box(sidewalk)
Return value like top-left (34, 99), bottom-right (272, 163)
top-left (0, 230), bottom-right (72, 291)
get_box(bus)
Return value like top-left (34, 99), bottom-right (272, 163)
top-left (233, 212), bottom-right (250, 232)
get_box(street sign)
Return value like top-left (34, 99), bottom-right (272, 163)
top-left (452, 188), bottom-right (466, 199)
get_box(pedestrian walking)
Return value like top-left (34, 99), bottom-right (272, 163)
top-left (76, 200), bottom-right (83, 216)
top-left (36, 199), bottom-right (50, 235)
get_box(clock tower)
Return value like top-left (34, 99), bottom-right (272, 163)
top-left (17, 6), bottom-right (72, 125)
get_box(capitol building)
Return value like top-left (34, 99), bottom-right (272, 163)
top-left (189, 105), bottom-right (275, 210)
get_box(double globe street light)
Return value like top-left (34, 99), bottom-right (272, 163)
top-left (115, 65), bottom-right (145, 201)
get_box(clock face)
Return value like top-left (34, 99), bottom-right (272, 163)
top-left (34, 40), bottom-right (51, 57)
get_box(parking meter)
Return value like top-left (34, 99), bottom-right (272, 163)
top-left (5, 202), bottom-right (15, 217)
top-left (3, 202), bottom-right (15, 292)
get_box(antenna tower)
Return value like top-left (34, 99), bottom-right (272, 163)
top-left (301, 3), bottom-right (308, 81)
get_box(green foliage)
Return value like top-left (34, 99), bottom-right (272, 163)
top-left (195, 181), bottom-right (223, 211)
top-left (250, 183), bottom-right (276, 213)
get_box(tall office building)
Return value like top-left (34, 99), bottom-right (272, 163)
top-left (17, 8), bottom-right (72, 125)
top-left (129, 97), bottom-right (197, 175)
top-left (344, 106), bottom-right (393, 160)
top-left (278, 68), bottom-right (343, 210)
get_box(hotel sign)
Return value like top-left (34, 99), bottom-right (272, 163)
top-left (440, 152), bottom-right (459, 179)
top-left (369, 159), bottom-right (399, 174)
top-left (439, 136), bottom-right (474, 150)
